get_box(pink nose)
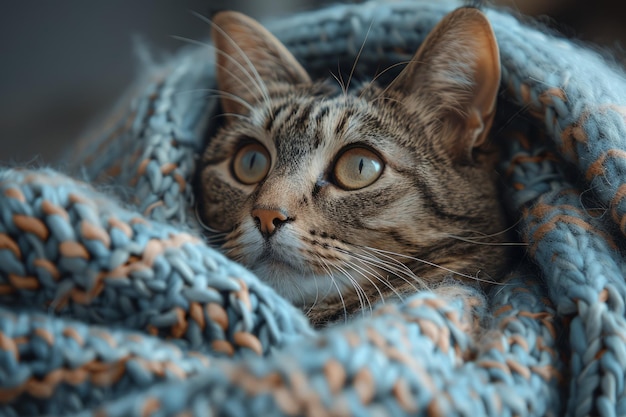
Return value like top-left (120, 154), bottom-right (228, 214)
top-left (251, 208), bottom-right (288, 236)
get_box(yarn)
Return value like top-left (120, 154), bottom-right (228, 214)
top-left (2, 0), bottom-right (625, 415)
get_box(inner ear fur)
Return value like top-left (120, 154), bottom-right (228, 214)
top-left (389, 7), bottom-right (501, 162)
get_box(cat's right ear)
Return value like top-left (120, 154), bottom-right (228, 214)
top-left (211, 11), bottom-right (311, 116)
top-left (388, 7), bottom-right (500, 163)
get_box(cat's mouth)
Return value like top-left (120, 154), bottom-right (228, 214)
top-left (258, 246), bottom-right (303, 272)
top-left (249, 253), bottom-right (333, 304)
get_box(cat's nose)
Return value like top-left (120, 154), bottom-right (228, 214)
top-left (251, 208), bottom-right (289, 237)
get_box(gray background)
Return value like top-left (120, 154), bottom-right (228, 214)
top-left (1, 0), bottom-right (623, 164)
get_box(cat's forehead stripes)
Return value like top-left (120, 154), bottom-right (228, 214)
top-left (263, 102), bottom-right (289, 132)
top-left (260, 92), bottom-right (374, 141)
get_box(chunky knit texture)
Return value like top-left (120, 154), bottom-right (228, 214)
top-left (2, 1), bottom-right (625, 415)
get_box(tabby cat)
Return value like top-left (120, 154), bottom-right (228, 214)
top-left (196, 7), bottom-right (509, 327)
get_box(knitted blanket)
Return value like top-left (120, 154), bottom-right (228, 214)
top-left (2, 1), bottom-right (626, 416)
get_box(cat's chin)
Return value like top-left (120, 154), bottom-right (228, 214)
top-left (250, 261), bottom-right (342, 307)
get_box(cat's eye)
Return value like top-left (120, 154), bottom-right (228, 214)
top-left (232, 142), bottom-right (271, 184)
top-left (333, 147), bottom-right (383, 190)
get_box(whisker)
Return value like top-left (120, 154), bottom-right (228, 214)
top-left (453, 218), bottom-right (523, 239)
top-left (304, 260), bottom-right (323, 316)
top-left (355, 247), bottom-right (422, 286)
top-left (347, 254), bottom-right (411, 300)
top-left (360, 61), bottom-right (412, 99)
top-left (304, 276), bottom-right (321, 317)
top-left (212, 112), bottom-right (251, 122)
top-left (335, 263), bottom-right (371, 316)
top-left (171, 35), bottom-right (267, 108)
top-left (342, 248), bottom-right (422, 293)
top-left (364, 246), bottom-right (504, 285)
top-left (202, 233), bottom-right (228, 241)
top-left (343, 258), bottom-right (389, 304)
top-left (189, 12), bottom-right (273, 113)
top-left (319, 258), bottom-right (349, 324)
top-left (194, 203), bottom-right (229, 234)
top-left (372, 57), bottom-right (427, 104)
top-left (345, 18), bottom-right (374, 95)
top-left (444, 236), bottom-right (527, 246)
top-left (337, 61), bottom-right (347, 96)
top-left (206, 66), bottom-right (260, 112)
top-left (178, 87), bottom-right (255, 113)
top-left (329, 70), bottom-right (346, 95)
top-left (446, 219), bottom-right (527, 246)
top-left (368, 95), bottom-right (408, 109)
top-left (291, 279), bottom-right (308, 309)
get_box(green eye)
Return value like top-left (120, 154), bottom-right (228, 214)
top-left (333, 147), bottom-right (383, 190)
top-left (232, 142), bottom-right (271, 184)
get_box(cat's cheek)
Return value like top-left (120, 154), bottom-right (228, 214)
top-left (198, 196), bottom-right (239, 232)
top-left (202, 207), bottom-right (235, 232)
top-left (199, 169), bottom-right (250, 231)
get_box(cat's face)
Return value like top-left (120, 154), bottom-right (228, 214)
top-left (197, 8), bottom-right (508, 322)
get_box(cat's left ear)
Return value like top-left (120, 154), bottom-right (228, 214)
top-left (390, 8), bottom-right (501, 162)
top-left (211, 11), bottom-right (311, 116)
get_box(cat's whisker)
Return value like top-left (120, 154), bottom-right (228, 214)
top-left (373, 57), bottom-right (426, 104)
top-left (359, 61), bottom-right (412, 100)
top-left (354, 247), bottom-right (424, 288)
top-left (304, 275), bottom-right (321, 317)
top-left (185, 13), bottom-right (273, 112)
top-left (445, 235), bottom-right (527, 246)
top-left (329, 70), bottom-right (347, 95)
top-left (171, 35), bottom-right (269, 110)
top-left (364, 245), bottom-right (504, 286)
top-left (290, 279), bottom-right (308, 309)
top-left (303, 259), bottom-right (323, 316)
top-left (342, 258), bottom-right (390, 304)
top-left (345, 18), bottom-right (374, 96)
top-left (179, 88), bottom-right (255, 114)
top-left (200, 231), bottom-right (227, 237)
top-left (200, 232), bottom-right (228, 241)
top-left (319, 257), bottom-right (349, 324)
top-left (346, 253), bottom-right (413, 300)
top-left (334, 246), bottom-right (416, 292)
top-left (205, 239), bottom-right (226, 248)
top-left (317, 257), bottom-right (335, 286)
top-left (194, 203), bottom-right (231, 236)
top-left (347, 249), bottom-right (424, 295)
top-left (213, 112), bottom-right (251, 122)
top-left (174, 88), bottom-right (254, 112)
top-left (353, 260), bottom-right (407, 302)
top-left (208, 65), bottom-right (263, 113)
top-left (445, 219), bottom-right (528, 246)
top-left (454, 218), bottom-right (523, 239)
top-left (368, 95), bottom-right (408, 109)
top-left (336, 264), bottom-right (372, 317)
top-left (333, 263), bottom-right (366, 314)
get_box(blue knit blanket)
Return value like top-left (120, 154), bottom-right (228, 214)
top-left (2, 1), bottom-right (626, 416)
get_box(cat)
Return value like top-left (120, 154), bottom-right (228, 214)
top-left (195, 7), bottom-right (510, 327)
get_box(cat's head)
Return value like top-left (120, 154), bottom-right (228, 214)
top-left (197, 8), bottom-right (508, 321)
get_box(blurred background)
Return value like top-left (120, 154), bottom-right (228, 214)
top-left (1, 0), bottom-right (624, 164)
